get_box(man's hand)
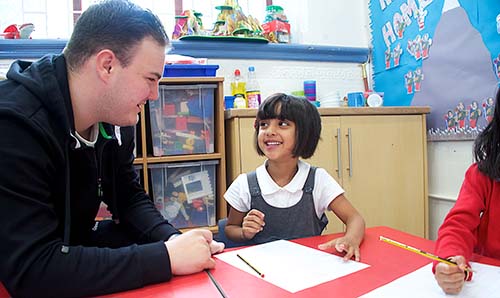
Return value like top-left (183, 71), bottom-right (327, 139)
top-left (165, 229), bottom-right (222, 275)
top-left (209, 239), bottom-right (225, 254)
top-left (434, 256), bottom-right (468, 295)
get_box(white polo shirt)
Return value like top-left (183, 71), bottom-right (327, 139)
top-left (224, 160), bottom-right (344, 219)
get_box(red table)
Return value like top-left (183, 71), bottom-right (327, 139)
top-left (98, 271), bottom-right (221, 298)
top-left (210, 226), bottom-right (500, 298)
top-left (2, 226), bottom-right (498, 298)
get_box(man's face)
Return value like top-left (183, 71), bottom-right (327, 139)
top-left (102, 37), bottom-right (165, 126)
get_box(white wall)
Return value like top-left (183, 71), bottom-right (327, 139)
top-left (212, 59), bottom-right (365, 101)
top-left (427, 140), bottom-right (474, 239)
top-left (273, 0), bottom-right (371, 47)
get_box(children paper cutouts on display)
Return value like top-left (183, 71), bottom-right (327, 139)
top-left (404, 70), bottom-right (414, 94)
top-left (444, 110), bottom-right (456, 131)
top-left (483, 97), bottom-right (495, 123)
top-left (392, 43), bottom-right (403, 67)
top-left (493, 54), bottom-right (500, 79)
top-left (429, 96), bottom-right (495, 139)
top-left (413, 68), bottom-right (424, 92)
top-left (468, 101), bottom-right (482, 130)
top-left (370, 0), bottom-right (499, 141)
top-left (421, 34), bottom-right (433, 59)
top-left (497, 13), bottom-right (500, 34)
top-left (385, 47), bottom-right (392, 69)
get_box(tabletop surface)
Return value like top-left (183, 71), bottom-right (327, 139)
top-left (2, 226), bottom-right (498, 298)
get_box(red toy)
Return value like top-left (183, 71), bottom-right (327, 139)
top-left (2, 23), bottom-right (35, 39)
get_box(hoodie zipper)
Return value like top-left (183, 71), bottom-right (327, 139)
top-left (95, 138), bottom-right (111, 198)
top-left (97, 123), bottom-right (113, 198)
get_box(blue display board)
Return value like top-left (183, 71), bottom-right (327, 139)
top-left (370, 0), bottom-right (500, 140)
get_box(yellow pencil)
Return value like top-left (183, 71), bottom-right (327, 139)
top-left (379, 236), bottom-right (474, 272)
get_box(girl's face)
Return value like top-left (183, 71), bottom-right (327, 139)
top-left (257, 118), bottom-right (297, 162)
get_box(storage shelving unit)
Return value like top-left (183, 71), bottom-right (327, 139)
top-left (134, 77), bottom-right (226, 232)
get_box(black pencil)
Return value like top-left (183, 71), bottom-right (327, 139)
top-left (237, 254), bottom-right (265, 278)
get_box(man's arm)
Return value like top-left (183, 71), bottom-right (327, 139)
top-left (0, 119), bottom-right (172, 297)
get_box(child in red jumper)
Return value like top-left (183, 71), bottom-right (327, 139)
top-left (433, 88), bottom-right (500, 295)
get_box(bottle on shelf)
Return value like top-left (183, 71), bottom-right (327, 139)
top-left (230, 69), bottom-right (246, 100)
top-left (246, 66), bottom-right (261, 108)
top-left (233, 94), bottom-right (247, 109)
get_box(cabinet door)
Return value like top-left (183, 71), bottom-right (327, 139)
top-left (304, 116), bottom-right (344, 234)
top-left (238, 118), bottom-right (266, 173)
top-left (340, 115), bottom-right (426, 237)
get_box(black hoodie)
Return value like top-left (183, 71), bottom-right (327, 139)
top-left (0, 55), bottom-right (180, 297)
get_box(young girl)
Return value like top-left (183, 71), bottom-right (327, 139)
top-left (224, 93), bottom-right (365, 261)
top-left (433, 88), bottom-right (500, 294)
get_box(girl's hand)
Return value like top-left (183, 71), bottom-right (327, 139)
top-left (318, 236), bottom-right (361, 261)
top-left (241, 209), bottom-right (265, 240)
top-left (434, 256), bottom-right (467, 295)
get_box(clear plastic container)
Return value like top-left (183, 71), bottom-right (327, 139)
top-left (148, 84), bottom-right (215, 156)
top-left (246, 66), bottom-right (261, 108)
top-left (149, 160), bottom-right (217, 228)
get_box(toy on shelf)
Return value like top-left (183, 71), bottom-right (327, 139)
top-left (2, 23), bottom-right (35, 39)
top-left (174, 0), bottom-right (265, 41)
top-left (212, 0), bottom-right (263, 38)
top-left (172, 10), bottom-right (204, 40)
top-left (262, 5), bottom-right (290, 43)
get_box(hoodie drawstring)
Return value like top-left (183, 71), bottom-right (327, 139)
top-left (61, 138), bottom-right (71, 254)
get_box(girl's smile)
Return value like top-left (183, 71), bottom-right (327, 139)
top-left (258, 118), bottom-right (296, 161)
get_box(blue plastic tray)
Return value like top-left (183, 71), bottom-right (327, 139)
top-left (163, 64), bottom-right (219, 77)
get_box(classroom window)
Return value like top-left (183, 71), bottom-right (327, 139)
top-left (0, 0), bottom-right (270, 40)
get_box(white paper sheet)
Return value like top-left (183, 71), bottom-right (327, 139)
top-left (361, 262), bottom-right (500, 298)
top-left (215, 239), bottom-right (370, 293)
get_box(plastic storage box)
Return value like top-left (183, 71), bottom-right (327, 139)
top-left (163, 64), bottom-right (219, 77)
top-left (149, 160), bottom-right (217, 229)
top-left (149, 84), bottom-right (215, 156)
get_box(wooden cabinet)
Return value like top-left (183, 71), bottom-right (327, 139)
top-left (225, 107), bottom-right (429, 237)
top-left (134, 77), bottom-right (226, 232)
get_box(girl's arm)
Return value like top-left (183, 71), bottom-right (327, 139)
top-left (318, 194), bottom-right (365, 261)
top-left (330, 194), bottom-right (365, 244)
top-left (225, 207), bottom-right (265, 242)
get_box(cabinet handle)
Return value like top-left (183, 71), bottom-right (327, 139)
top-left (347, 128), bottom-right (353, 177)
top-left (336, 128), bottom-right (342, 179)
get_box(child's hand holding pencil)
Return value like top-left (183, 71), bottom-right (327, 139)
top-left (379, 236), bottom-right (473, 295)
top-left (434, 255), bottom-right (470, 295)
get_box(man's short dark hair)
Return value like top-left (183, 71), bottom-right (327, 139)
top-left (64, 0), bottom-right (168, 71)
top-left (254, 93), bottom-right (321, 159)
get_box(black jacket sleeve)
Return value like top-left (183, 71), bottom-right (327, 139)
top-left (0, 117), bottom-right (173, 298)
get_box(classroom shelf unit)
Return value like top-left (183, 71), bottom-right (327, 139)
top-left (134, 77), bottom-right (226, 233)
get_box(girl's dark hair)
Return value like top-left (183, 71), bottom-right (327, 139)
top-left (254, 93), bottom-right (321, 159)
top-left (474, 88), bottom-right (500, 179)
top-left (64, 0), bottom-right (168, 71)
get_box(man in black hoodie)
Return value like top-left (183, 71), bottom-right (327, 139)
top-left (0, 1), bottom-right (224, 297)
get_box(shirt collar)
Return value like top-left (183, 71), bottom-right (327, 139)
top-left (256, 160), bottom-right (310, 195)
top-left (73, 123), bottom-right (99, 148)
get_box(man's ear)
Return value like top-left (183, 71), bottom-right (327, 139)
top-left (95, 49), bottom-right (116, 80)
